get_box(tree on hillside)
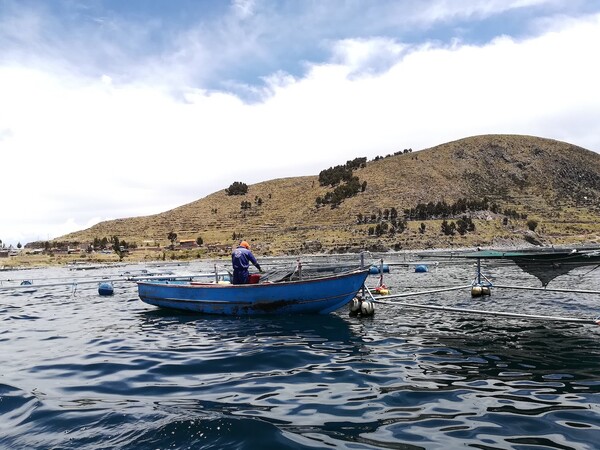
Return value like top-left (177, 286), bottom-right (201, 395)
top-left (92, 236), bottom-right (110, 250)
top-left (456, 216), bottom-right (475, 235)
top-left (527, 219), bottom-right (539, 232)
top-left (441, 220), bottom-right (456, 236)
top-left (111, 236), bottom-right (127, 261)
top-left (167, 231), bottom-right (178, 249)
top-left (225, 182), bottom-right (248, 195)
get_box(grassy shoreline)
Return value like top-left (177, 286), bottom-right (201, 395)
top-left (4, 240), bottom-right (599, 271)
top-left (1, 249), bottom-right (177, 270)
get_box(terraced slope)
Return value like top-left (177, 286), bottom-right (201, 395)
top-left (55, 134), bottom-right (600, 255)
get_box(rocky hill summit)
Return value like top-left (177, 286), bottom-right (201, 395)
top-left (54, 134), bottom-right (600, 256)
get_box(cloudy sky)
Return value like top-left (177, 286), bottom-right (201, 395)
top-left (1, 0), bottom-right (600, 247)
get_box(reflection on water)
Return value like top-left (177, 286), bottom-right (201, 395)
top-left (1, 259), bottom-right (599, 449)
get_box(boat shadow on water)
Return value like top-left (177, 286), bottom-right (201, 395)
top-left (137, 307), bottom-right (365, 346)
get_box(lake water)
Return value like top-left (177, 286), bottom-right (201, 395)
top-left (1, 256), bottom-right (599, 449)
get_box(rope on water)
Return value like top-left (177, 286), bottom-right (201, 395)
top-left (370, 299), bottom-right (600, 324)
top-left (0, 277), bottom-right (131, 290)
top-left (366, 283), bottom-right (599, 324)
top-left (370, 284), bottom-right (472, 299)
top-left (0, 272), bottom-right (231, 290)
top-left (494, 284), bottom-right (600, 295)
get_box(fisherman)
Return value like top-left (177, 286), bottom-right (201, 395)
top-left (231, 241), bottom-right (262, 284)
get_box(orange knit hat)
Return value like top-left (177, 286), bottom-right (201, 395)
top-left (240, 241), bottom-right (250, 249)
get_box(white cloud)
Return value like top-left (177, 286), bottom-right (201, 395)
top-left (409, 0), bottom-right (558, 25)
top-left (232, 0), bottom-right (257, 19)
top-left (1, 6), bottom-right (599, 246)
top-left (331, 38), bottom-right (408, 76)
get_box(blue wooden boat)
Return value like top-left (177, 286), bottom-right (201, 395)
top-left (137, 268), bottom-right (369, 315)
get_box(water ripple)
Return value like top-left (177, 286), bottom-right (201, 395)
top-left (1, 261), bottom-right (599, 449)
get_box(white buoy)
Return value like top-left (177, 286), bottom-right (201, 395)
top-left (360, 300), bottom-right (375, 316)
top-left (349, 298), bottom-right (361, 316)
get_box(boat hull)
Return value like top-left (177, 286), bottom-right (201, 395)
top-left (137, 269), bottom-right (369, 315)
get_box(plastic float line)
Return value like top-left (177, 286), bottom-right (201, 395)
top-left (494, 284), bottom-right (600, 295)
top-left (0, 272), bottom-right (230, 290)
top-left (371, 299), bottom-right (598, 324)
top-left (369, 284), bottom-right (472, 300)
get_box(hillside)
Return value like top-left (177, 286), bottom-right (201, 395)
top-left (55, 134), bottom-right (600, 256)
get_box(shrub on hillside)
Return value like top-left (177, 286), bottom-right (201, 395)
top-left (226, 182), bottom-right (248, 196)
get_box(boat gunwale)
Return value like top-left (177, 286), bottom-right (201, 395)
top-left (136, 268), bottom-right (369, 289)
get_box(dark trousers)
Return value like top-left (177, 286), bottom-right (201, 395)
top-left (232, 269), bottom-right (249, 285)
